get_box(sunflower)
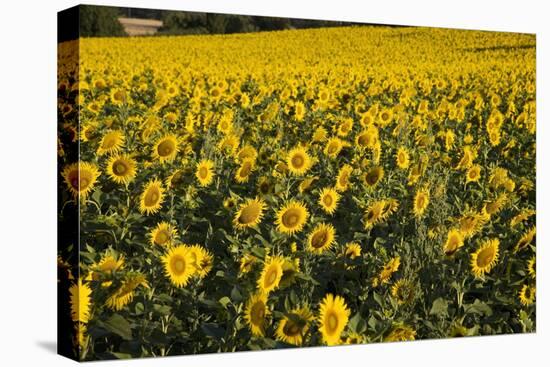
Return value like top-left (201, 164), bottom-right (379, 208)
top-left (466, 165), bottom-right (482, 183)
top-left (413, 188), bottom-right (430, 218)
top-left (470, 238), bottom-right (500, 278)
top-left (335, 164), bottom-right (353, 192)
top-left (235, 158), bottom-right (255, 183)
top-left (279, 258), bottom-right (300, 288)
top-left (318, 294), bottom-right (350, 346)
top-left (149, 221), bottom-right (178, 247)
top-left (391, 279), bottom-right (415, 305)
top-left (97, 130), bottom-right (124, 156)
top-left (319, 187), bottom-right (340, 214)
top-left (106, 273), bottom-right (148, 311)
top-left (324, 137), bottom-right (344, 158)
top-left (519, 284), bottom-right (536, 306)
top-left (218, 134), bottom-right (240, 155)
top-left (106, 154), bottom-right (136, 185)
top-left (69, 279), bottom-right (92, 323)
top-left (443, 229), bottom-right (464, 256)
top-left (233, 198), bottom-right (266, 229)
top-left (244, 293), bottom-right (269, 336)
top-left (187, 245), bottom-right (214, 278)
top-left (139, 179), bottom-right (165, 215)
top-left (287, 146), bottom-right (312, 175)
top-left (275, 201), bottom-right (309, 235)
top-left (363, 199), bottom-right (398, 229)
top-left (384, 324), bottom-right (416, 342)
top-left (378, 108), bottom-right (394, 126)
top-left (510, 209), bottom-right (535, 227)
top-left (344, 242), bottom-right (362, 259)
top-left (239, 253), bottom-right (257, 276)
top-left (152, 134), bottom-right (179, 163)
top-left (396, 147), bottom-right (410, 169)
top-left (62, 162), bottom-right (101, 199)
top-left (237, 145), bottom-right (258, 162)
top-left (257, 256), bottom-right (285, 294)
top-left (527, 256), bottom-right (536, 278)
top-left (196, 159), bottom-right (215, 187)
top-left (275, 306), bottom-right (314, 346)
top-left (482, 194), bottom-right (507, 216)
top-left (161, 245), bottom-right (195, 287)
top-left (515, 227), bottom-right (536, 252)
top-left (307, 223), bottom-right (336, 254)
top-left (458, 210), bottom-right (488, 238)
top-left (363, 166), bottom-right (384, 188)
top-left (92, 252), bottom-right (124, 286)
top-left (110, 88), bottom-right (127, 105)
top-left (377, 256), bottom-right (401, 285)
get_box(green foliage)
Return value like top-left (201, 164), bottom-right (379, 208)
top-left (79, 5), bottom-right (126, 37)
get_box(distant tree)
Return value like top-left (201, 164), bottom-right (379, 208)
top-left (79, 5), bottom-right (126, 37)
top-left (159, 11), bottom-right (209, 35)
top-left (206, 14), bottom-right (229, 34)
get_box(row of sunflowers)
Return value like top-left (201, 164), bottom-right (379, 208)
top-left (57, 25), bottom-right (536, 360)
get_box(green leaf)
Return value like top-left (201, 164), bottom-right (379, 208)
top-left (201, 323), bottom-right (226, 339)
top-left (103, 314), bottom-right (132, 340)
top-left (219, 296), bottom-right (231, 308)
top-left (430, 298), bottom-right (449, 317)
top-left (463, 299), bottom-right (493, 317)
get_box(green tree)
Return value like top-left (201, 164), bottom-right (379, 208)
top-left (79, 5), bottom-right (126, 37)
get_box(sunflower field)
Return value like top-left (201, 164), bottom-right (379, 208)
top-left (57, 25), bottom-right (536, 360)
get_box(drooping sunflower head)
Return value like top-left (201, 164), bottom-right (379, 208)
top-left (413, 188), bottom-right (430, 218)
top-left (335, 164), bottom-right (353, 192)
top-left (196, 159), bottom-right (215, 187)
top-left (519, 284), bottom-right (536, 306)
top-left (149, 221), bottom-right (178, 247)
top-left (139, 179), bottom-right (165, 215)
top-left (378, 256), bottom-right (401, 284)
top-left (391, 279), bottom-right (415, 305)
top-left (153, 134), bottom-right (179, 162)
top-left (275, 306), bottom-right (314, 346)
top-left (344, 242), bottom-right (362, 259)
top-left (319, 187), bottom-right (340, 215)
top-left (105, 272), bottom-right (148, 311)
top-left (106, 154), bottom-right (136, 185)
top-left (187, 245), bottom-right (214, 279)
top-left (470, 238), bottom-right (500, 278)
top-left (69, 279), bottom-right (92, 323)
top-left (384, 323), bottom-right (416, 342)
top-left (458, 210), bottom-right (488, 238)
top-left (527, 256), bottom-right (536, 278)
top-left (62, 162), bottom-right (101, 199)
top-left (515, 227), bottom-right (536, 252)
top-left (396, 147), bottom-right (410, 169)
top-left (318, 294), bottom-right (350, 346)
top-left (275, 201), bottom-right (309, 235)
top-left (257, 256), bottom-right (285, 294)
top-left (307, 223), bottom-right (336, 254)
top-left (239, 253), bottom-right (257, 276)
top-left (93, 252), bottom-right (125, 285)
top-left (244, 293), bottom-right (270, 337)
top-left (235, 158), bottom-right (255, 183)
top-left (233, 198), bottom-right (266, 230)
top-left (287, 146), bottom-right (312, 175)
top-left (363, 166), bottom-right (384, 188)
top-left (97, 130), bottom-right (124, 156)
top-left (443, 229), bottom-right (464, 256)
top-left (161, 245), bottom-right (196, 287)
top-left (363, 199), bottom-right (397, 229)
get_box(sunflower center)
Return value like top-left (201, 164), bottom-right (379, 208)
top-left (265, 267), bottom-right (278, 287)
top-left (170, 255), bottom-right (186, 275)
top-left (311, 230), bottom-right (328, 248)
top-left (158, 140), bottom-right (175, 157)
top-left (155, 230), bottom-right (169, 244)
top-left (417, 195), bottom-right (426, 208)
top-left (240, 162), bottom-right (252, 177)
top-left (199, 167), bottom-right (208, 178)
top-left (358, 134), bottom-right (369, 146)
top-left (366, 169), bottom-right (380, 185)
top-left (113, 160), bottom-right (128, 175)
top-left (282, 209), bottom-right (300, 227)
top-left (327, 143), bottom-right (338, 154)
top-left (80, 176), bottom-right (90, 189)
top-left (323, 195), bottom-right (333, 206)
top-left (326, 312), bottom-right (338, 334)
top-left (291, 154), bottom-right (305, 168)
top-left (103, 137), bottom-right (117, 149)
top-left (145, 188), bottom-right (160, 206)
top-left (283, 321), bottom-right (302, 336)
top-left (238, 204), bottom-right (260, 224)
top-left (477, 247), bottom-right (495, 267)
top-left (250, 302), bottom-right (265, 325)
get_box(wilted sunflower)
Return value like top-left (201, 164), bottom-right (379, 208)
top-left (233, 198), bottom-right (266, 229)
top-left (335, 164), bottom-right (353, 192)
top-left (307, 223), bottom-right (336, 254)
top-left (384, 324), bottom-right (416, 342)
top-left (139, 179), bottom-right (165, 215)
top-left (318, 187), bottom-right (340, 215)
top-left (235, 158), bottom-right (255, 183)
top-left (69, 279), bottom-right (92, 323)
top-left (106, 273), bottom-right (148, 311)
top-left (275, 201), bottom-right (309, 234)
top-left (196, 159), bottom-right (215, 187)
top-left (97, 130), bottom-right (124, 156)
top-left (363, 166), bottom-right (384, 188)
top-left (152, 134), bottom-right (179, 163)
top-left (287, 146), bottom-right (312, 175)
top-left (149, 221), bottom-right (178, 247)
top-left (244, 293), bottom-right (269, 337)
top-left (396, 147), bottom-right (410, 169)
top-left (257, 256), bottom-right (285, 294)
top-left (62, 162), bottom-right (101, 199)
top-left (443, 229), bottom-right (464, 256)
top-left (318, 294), bottom-right (350, 346)
top-left (413, 188), bottom-right (430, 218)
top-left (519, 284), bottom-right (536, 306)
top-left (106, 154), bottom-right (136, 185)
top-left (275, 306), bottom-right (314, 346)
top-left (515, 227), bottom-right (536, 252)
top-left (162, 245), bottom-right (195, 287)
top-left (471, 238), bottom-right (500, 278)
